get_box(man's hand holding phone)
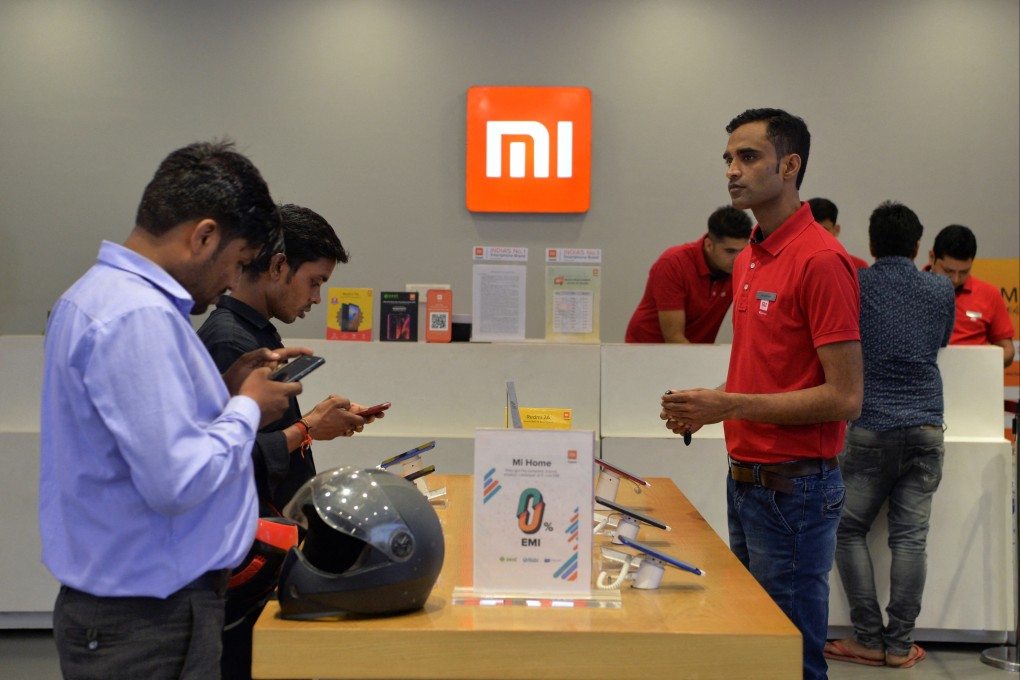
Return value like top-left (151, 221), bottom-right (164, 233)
top-left (303, 395), bottom-right (357, 439)
top-left (241, 367), bottom-right (303, 428)
top-left (223, 347), bottom-right (313, 396)
top-left (226, 347), bottom-right (314, 428)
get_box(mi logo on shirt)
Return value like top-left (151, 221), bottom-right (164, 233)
top-left (466, 86), bottom-right (591, 213)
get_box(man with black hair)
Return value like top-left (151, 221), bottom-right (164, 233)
top-left (625, 205), bottom-right (752, 343)
top-left (199, 203), bottom-right (381, 680)
top-left (41, 141), bottom-right (308, 678)
top-left (807, 197), bottom-right (869, 269)
top-left (825, 201), bottom-right (954, 669)
top-left (926, 224), bottom-right (1015, 367)
top-left (662, 108), bottom-right (862, 680)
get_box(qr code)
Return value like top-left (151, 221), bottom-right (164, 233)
top-left (430, 312), bottom-right (449, 331)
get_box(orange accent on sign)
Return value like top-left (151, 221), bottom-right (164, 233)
top-left (466, 86), bottom-right (591, 213)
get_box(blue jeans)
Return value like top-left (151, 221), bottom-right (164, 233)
top-left (728, 461), bottom-right (845, 680)
top-left (834, 424), bottom-right (944, 657)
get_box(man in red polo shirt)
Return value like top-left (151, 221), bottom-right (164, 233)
top-left (807, 197), bottom-right (870, 269)
top-left (625, 206), bottom-right (752, 343)
top-left (927, 224), bottom-right (1015, 368)
top-left (661, 108), bottom-right (862, 680)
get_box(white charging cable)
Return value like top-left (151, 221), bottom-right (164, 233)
top-left (596, 554), bottom-right (636, 590)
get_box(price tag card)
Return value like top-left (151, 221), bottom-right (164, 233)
top-left (473, 428), bottom-right (594, 595)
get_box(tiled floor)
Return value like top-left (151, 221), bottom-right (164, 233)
top-left (1, 629), bottom-right (1015, 679)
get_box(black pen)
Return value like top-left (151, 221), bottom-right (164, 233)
top-left (664, 390), bottom-right (692, 446)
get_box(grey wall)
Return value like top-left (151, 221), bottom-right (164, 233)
top-left (1, 0), bottom-right (1017, 341)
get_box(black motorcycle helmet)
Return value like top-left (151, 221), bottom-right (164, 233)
top-left (277, 466), bottom-right (445, 619)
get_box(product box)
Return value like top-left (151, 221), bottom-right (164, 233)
top-left (326, 287), bottom-right (373, 341)
top-left (380, 291), bottom-right (418, 342)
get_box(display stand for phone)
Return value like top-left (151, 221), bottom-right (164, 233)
top-left (593, 459), bottom-right (649, 511)
top-left (611, 516), bottom-right (641, 545)
top-left (632, 558), bottom-right (666, 590)
top-left (592, 496), bottom-right (670, 545)
top-left (396, 455), bottom-right (447, 501)
top-left (594, 469), bottom-right (621, 506)
top-left (595, 552), bottom-right (638, 590)
top-left (592, 512), bottom-right (640, 542)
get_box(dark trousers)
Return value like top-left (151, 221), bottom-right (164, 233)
top-left (53, 578), bottom-right (227, 680)
top-left (220, 601), bottom-right (266, 680)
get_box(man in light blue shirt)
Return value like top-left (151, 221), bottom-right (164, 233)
top-left (40, 141), bottom-right (308, 679)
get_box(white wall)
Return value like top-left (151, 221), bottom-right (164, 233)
top-left (1, 0), bottom-right (1017, 341)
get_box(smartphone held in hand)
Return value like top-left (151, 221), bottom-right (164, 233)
top-left (270, 355), bottom-right (325, 383)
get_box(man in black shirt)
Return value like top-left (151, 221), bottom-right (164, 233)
top-left (198, 203), bottom-right (380, 680)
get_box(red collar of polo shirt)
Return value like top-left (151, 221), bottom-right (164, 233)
top-left (749, 202), bottom-right (816, 256)
top-left (695, 233), bottom-right (714, 279)
top-left (922, 264), bottom-right (975, 297)
top-left (956, 274), bottom-right (975, 297)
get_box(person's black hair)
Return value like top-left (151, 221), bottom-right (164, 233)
top-left (135, 140), bottom-right (280, 252)
top-left (726, 108), bottom-right (811, 189)
top-left (932, 224), bottom-right (977, 261)
top-left (707, 205), bottom-right (753, 241)
top-left (245, 204), bottom-right (349, 279)
top-left (868, 201), bottom-right (923, 259)
top-left (807, 197), bottom-right (838, 224)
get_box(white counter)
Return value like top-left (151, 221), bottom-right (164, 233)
top-left (1, 337), bottom-right (1013, 640)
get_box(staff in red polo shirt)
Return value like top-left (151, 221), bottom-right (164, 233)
top-left (660, 108), bottom-right (862, 680)
top-left (625, 206), bottom-right (752, 343)
top-left (926, 224), bottom-right (1015, 368)
top-left (807, 197), bottom-right (870, 269)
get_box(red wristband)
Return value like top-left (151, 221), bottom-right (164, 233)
top-left (294, 419), bottom-right (312, 457)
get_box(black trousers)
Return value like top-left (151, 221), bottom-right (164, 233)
top-left (53, 576), bottom-right (227, 680)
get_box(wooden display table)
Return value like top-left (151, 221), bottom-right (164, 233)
top-left (252, 475), bottom-right (800, 679)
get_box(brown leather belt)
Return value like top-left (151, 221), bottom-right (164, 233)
top-left (728, 457), bottom-right (838, 494)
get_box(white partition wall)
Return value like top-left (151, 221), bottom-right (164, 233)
top-left (2, 336), bottom-right (1013, 638)
top-left (0, 337), bottom-right (602, 626)
top-left (0, 336), bottom-right (50, 627)
top-left (600, 343), bottom-right (1015, 641)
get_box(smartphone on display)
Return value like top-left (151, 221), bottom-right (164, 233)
top-left (403, 465), bottom-right (435, 482)
top-left (379, 441), bottom-right (436, 469)
top-left (356, 402), bottom-right (391, 418)
top-left (594, 458), bottom-right (650, 487)
top-left (617, 535), bottom-right (703, 576)
top-left (340, 303), bottom-right (362, 332)
top-left (594, 496), bottom-right (671, 531)
top-left (269, 355), bottom-right (325, 383)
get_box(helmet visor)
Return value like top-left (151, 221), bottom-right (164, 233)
top-left (283, 467), bottom-right (409, 561)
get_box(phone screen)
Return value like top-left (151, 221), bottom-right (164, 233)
top-left (595, 458), bottom-right (650, 486)
top-left (617, 536), bottom-right (703, 575)
top-left (379, 440), bottom-right (436, 469)
top-left (594, 496), bottom-right (670, 530)
top-left (270, 355), bottom-right (325, 383)
top-left (403, 465), bottom-right (435, 482)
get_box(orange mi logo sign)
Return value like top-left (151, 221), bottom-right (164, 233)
top-left (466, 86), bottom-right (591, 213)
